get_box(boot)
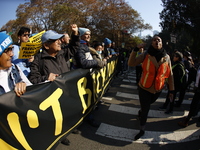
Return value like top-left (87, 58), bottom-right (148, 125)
top-left (61, 138), bottom-right (70, 145)
top-left (134, 130), bottom-right (145, 141)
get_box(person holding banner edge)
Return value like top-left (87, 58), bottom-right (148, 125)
top-left (28, 24), bottom-right (80, 146)
top-left (28, 24), bottom-right (79, 84)
top-left (74, 27), bottom-right (107, 69)
top-left (73, 27), bottom-right (107, 128)
top-left (0, 32), bottom-right (32, 96)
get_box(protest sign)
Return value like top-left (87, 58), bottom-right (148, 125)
top-left (18, 30), bottom-right (45, 59)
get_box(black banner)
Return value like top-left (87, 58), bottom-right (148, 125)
top-left (0, 57), bottom-right (118, 150)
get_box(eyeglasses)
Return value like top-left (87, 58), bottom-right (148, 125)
top-left (4, 47), bottom-right (14, 55)
top-left (22, 34), bottom-right (30, 37)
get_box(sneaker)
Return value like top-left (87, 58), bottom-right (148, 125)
top-left (72, 129), bottom-right (81, 134)
top-left (61, 138), bottom-right (70, 146)
top-left (87, 119), bottom-right (100, 127)
top-left (134, 130), bottom-right (145, 141)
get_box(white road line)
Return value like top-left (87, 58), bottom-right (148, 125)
top-left (122, 79), bottom-right (136, 83)
top-left (120, 84), bottom-right (194, 96)
top-left (108, 104), bottom-right (193, 118)
top-left (96, 123), bottom-right (200, 144)
top-left (120, 75), bottom-right (136, 79)
top-left (116, 92), bottom-right (139, 99)
top-left (127, 76), bottom-right (136, 79)
top-left (116, 91), bottom-right (193, 105)
top-left (102, 97), bottom-right (112, 101)
top-left (120, 84), bottom-right (138, 89)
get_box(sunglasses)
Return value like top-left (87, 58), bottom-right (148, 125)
top-left (22, 34), bottom-right (30, 37)
top-left (4, 47), bottom-right (14, 54)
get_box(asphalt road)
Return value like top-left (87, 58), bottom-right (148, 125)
top-left (56, 70), bottom-right (200, 150)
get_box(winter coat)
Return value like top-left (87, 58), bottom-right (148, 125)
top-left (28, 35), bottom-right (79, 84)
top-left (74, 41), bottom-right (100, 69)
top-left (172, 61), bottom-right (186, 91)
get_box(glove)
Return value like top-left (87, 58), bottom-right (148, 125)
top-left (97, 60), bottom-right (106, 68)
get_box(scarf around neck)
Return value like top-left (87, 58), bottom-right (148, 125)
top-left (80, 40), bottom-right (88, 45)
top-left (147, 45), bottom-right (167, 62)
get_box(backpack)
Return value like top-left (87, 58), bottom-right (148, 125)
top-left (172, 63), bottom-right (186, 85)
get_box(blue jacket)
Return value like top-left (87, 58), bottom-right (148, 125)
top-left (0, 65), bottom-right (22, 95)
top-left (12, 45), bottom-right (31, 76)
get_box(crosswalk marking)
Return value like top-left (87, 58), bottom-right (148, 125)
top-left (96, 72), bottom-right (200, 145)
top-left (122, 79), bottom-right (136, 83)
top-left (116, 91), bottom-right (193, 105)
top-left (116, 92), bottom-right (139, 99)
top-left (127, 76), bottom-right (136, 79)
top-left (120, 84), bottom-right (195, 96)
top-left (96, 123), bottom-right (200, 144)
top-left (102, 97), bottom-right (112, 101)
top-left (120, 84), bottom-right (138, 89)
top-left (108, 104), bottom-right (193, 118)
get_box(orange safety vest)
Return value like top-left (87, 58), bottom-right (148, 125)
top-left (140, 54), bottom-right (171, 91)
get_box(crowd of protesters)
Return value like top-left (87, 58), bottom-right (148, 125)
top-left (0, 24), bottom-right (120, 146)
top-left (0, 24), bottom-right (200, 144)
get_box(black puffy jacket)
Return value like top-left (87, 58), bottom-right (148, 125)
top-left (74, 42), bottom-right (99, 69)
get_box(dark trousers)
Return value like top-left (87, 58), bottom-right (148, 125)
top-left (176, 79), bottom-right (193, 106)
top-left (186, 90), bottom-right (200, 121)
top-left (163, 90), bottom-right (178, 112)
top-left (138, 87), bottom-right (161, 126)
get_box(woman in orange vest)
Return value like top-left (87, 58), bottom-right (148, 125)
top-left (128, 36), bottom-right (174, 140)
